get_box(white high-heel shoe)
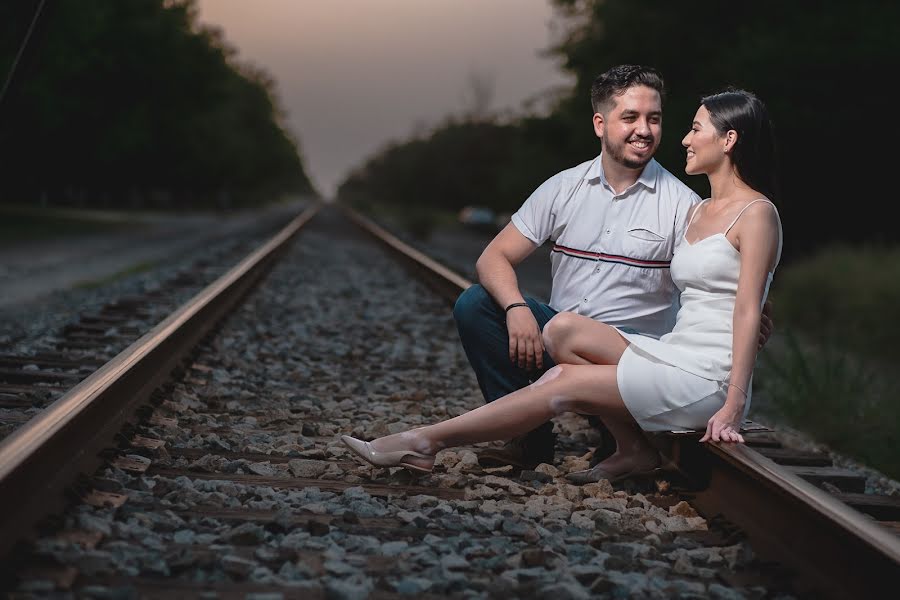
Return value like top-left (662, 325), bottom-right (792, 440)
top-left (341, 435), bottom-right (435, 473)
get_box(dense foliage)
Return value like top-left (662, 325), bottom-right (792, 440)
top-left (340, 120), bottom-right (522, 214)
top-left (0, 0), bottom-right (316, 209)
top-left (768, 244), bottom-right (900, 365)
top-left (338, 0), bottom-right (900, 263)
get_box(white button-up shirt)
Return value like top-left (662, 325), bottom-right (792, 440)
top-left (511, 155), bottom-right (701, 338)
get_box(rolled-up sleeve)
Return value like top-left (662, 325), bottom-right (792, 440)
top-left (510, 174), bottom-right (561, 245)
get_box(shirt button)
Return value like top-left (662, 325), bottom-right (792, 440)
top-left (606, 229), bottom-right (611, 234)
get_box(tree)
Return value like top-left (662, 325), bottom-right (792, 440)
top-left (338, 0), bottom-right (900, 261)
top-left (0, 0), bottom-right (316, 208)
top-left (545, 0), bottom-right (900, 259)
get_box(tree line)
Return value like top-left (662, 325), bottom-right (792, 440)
top-left (337, 0), bottom-right (900, 262)
top-left (0, 0), bottom-right (316, 210)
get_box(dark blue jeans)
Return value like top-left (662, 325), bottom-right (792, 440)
top-left (453, 284), bottom-right (558, 437)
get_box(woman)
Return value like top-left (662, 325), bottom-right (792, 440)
top-left (341, 89), bottom-right (782, 484)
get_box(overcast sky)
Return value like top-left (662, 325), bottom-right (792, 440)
top-left (194, 1), bottom-right (573, 198)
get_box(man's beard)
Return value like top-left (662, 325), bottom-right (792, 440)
top-left (603, 137), bottom-right (655, 170)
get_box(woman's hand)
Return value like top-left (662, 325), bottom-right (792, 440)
top-left (700, 402), bottom-right (745, 443)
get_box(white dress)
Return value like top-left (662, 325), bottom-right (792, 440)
top-left (616, 199), bottom-right (783, 431)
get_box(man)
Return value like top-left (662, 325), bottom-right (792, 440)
top-left (453, 64), bottom-right (773, 474)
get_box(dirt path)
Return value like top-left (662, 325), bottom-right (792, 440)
top-left (0, 200), bottom-right (309, 309)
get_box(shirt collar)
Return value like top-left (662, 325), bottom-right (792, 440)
top-left (636, 158), bottom-right (659, 192)
top-left (587, 154), bottom-right (660, 193)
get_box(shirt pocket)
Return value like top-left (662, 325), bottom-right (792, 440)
top-left (623, 227), bottom-right (669, 261)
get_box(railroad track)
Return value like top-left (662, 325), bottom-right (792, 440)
top-left (0, 208), bottom-right (299, 443)
top-left (0, 202), bottom-right (897, 598)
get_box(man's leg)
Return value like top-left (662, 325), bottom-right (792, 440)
top-left (453, 284), bottom-right (558, 468)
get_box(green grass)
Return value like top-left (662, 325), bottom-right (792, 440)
top-left (754, 330), bottom-right (900, 479)
top-left (756, 244), bottom-right (900, 479)
top-left (0, 203), bottom-right (148, 246)
top-left (769, 244), bottom-right (900, 364)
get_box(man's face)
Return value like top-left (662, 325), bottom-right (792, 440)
top-left (593, 85), bottom-right (662, 169)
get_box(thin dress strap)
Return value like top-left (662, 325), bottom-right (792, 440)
top-left (685, 199), bottom-right (709, 233)
top-left (725, 199), bottom-right (783, 269)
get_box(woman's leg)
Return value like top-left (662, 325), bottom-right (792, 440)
top-left (365, 313), bottom-right (659, 474)
top-left (579, 415), bottom-right (660, 477)
top-left (541, 311), bottom-right (630, 366)
top-left (542, 312), bottom-right (659, 473)
top-left (370, 362), bottom-right (651, 470)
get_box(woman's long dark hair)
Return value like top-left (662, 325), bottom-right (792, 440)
top-left (702, 89), bottom-right (779, 203)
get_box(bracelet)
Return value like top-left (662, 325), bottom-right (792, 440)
top-left (728, 382), bottom-right (748, 397)
top-left (504, 302), bottom-right (529, 313)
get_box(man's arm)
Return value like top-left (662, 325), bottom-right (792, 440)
top-left (476, 223), bottom-right (538, 308)
top-left (476, 223), bottom-right (544, 370)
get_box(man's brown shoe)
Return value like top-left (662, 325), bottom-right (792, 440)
top-left (477, 430), bottom-right (556, 470)
top-left (566, 462), bottom-right (662, 485)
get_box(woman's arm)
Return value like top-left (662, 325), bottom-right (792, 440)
top-left (700, 201), bottom-right (780, 443)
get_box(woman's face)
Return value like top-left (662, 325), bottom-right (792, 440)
top-left (682, 105), bottom-right (725, 176)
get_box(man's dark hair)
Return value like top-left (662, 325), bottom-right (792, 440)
top-left (590, 65), bottom-right (665, 114)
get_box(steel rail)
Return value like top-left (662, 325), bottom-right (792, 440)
top-left (336, 203), bottom-right (473, 301)
top-left (673, 438), bottom-right (900, 599)
top-left (338, 202), bottom-right (900, 599)
top-left (0, 203), bottom-right (320, 561)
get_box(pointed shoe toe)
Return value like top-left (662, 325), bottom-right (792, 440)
top-left (341, 435), bottom-right (369, 458)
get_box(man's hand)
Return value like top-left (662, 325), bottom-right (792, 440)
top-left (506, 306), bottom-right (544, 371)
top-left (758, 299), bottom-right (774, 350)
